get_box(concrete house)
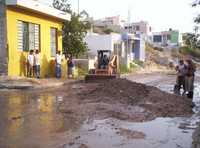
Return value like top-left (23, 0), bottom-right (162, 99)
top-left (151, 29), bottom-right (181, 48)
top-left (84, 33), bottom-right (145, 69)
top-left (0, 0), bottom-right (70, 77)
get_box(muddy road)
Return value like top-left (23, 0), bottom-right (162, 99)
top-left (0, 73), bottom-right (199, 148)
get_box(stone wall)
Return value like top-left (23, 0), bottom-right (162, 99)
top-left (0, 0), bottom-right (7, 75)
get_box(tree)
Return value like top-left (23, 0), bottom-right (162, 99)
top-left (53, 1), bottom-right (91, 57)
top-left (103, 28), bottom-right (114, 34)
top-left (62, 13), bottom-right (90, 57)
top-left (53, 0), bottom-right (71, 14)
top-left (183, 33), bottom-right (198, 48)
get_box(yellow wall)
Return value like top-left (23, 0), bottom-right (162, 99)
top-left (6, 7), bottom-right (67, 78)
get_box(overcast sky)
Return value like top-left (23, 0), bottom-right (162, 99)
top-left (41, 0), bottom-right (199, 33)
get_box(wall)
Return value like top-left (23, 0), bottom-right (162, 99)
top-left (0, 0), bottom-right (8, 75)
top-left (85, 34), bottom-right (113, 55)
top-left (6, 7), bottom-right (66, 77)
top-left (170, 31), bottom-right (179, 44)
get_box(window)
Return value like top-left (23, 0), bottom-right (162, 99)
top-left (136, 26), bottom-right (140, 31)
top-left (50, 28), bottom-right (58, 57)
top-left (153, 35), bottom-right (162, 43)
top-left (17, 21), bottom-right (40, 51)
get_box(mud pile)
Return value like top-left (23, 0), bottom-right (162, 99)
top-left (79, 78), bottom-right (193, 121)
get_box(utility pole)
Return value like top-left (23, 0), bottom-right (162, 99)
top-left (77, 0), bottom-right (80, 15)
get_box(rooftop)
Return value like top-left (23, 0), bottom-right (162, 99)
top-left (6, 0), bottom-right (70, 21)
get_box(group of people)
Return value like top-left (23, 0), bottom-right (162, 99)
top-left (27, 50), bottom-right (74, 79)
top-left (27, 50), bottom-right (40, 78)
top-left (175, 59), bottom-right (196, 99)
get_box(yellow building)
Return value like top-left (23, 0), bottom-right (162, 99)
top-left (1, 0), bottom-right (70, 77)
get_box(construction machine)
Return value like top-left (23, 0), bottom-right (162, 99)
top-left (85, 50), bottom-right (119, 82)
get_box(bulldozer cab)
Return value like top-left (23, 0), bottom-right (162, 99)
top-left (97, 50), bottom-right (111, 69)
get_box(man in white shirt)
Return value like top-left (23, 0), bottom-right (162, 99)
top-left (34, 50), bottom-right (40, 79)
top-left (27, 50), bottom-right (34, 77)
top-left (55, 51), bottom-right (62, 78)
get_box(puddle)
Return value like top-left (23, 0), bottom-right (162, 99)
top-left (66, 81), bottom-right (200, 148)
top-left (0, 76), bottom-right (199, 148)
top-left (0, 92), bottom-right (78, 148)
top-left (68, 118), bottom-right (194, 148)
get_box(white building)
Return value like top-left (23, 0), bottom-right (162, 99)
top-left (84, 33), bottom-right (145, 69)
top-left (124, 21), bottom-right (151, 36)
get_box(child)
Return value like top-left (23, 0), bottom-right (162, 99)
top-left (55, 51), bottom-right (62, 78)
top-left (27, 50), bottom-right (34, 77)
top-left (34, 50), bottom-right (40, 79)
top-left (67, 55), bottom-right (74, 78)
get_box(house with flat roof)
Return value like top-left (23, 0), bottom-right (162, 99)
top-left (0, 0), bottom-right (70, 77)
top-left (85, 32), bottom-right (145, 70)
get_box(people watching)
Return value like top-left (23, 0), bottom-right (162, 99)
top-left (55, 51), bottom-right (62, 78)
top-left (67, 55), bottom-right (74, 78)
top-left (27, 50), bottom-right (34, 77)
top-left (185, 59), bottom-right (196, 99)
top-left (34, 50), bottom-right (40, 79)
top-left (175, 60), bottom-right (187, 95)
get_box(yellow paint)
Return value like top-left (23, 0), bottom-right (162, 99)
top-left (6, 7), bottom-right (67, 78)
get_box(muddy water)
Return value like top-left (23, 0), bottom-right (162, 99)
top-left (0, 91), bottom-right (80, 148)
top-left (65, 81), bottom-right (200, 148)
top-left (0, 75), bottom-right (199, 148)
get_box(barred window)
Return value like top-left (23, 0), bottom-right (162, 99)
top-left (17, 21), bottom-right (40, 51)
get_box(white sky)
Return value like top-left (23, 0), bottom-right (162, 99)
top-left (42, 0), bottom-right (200, 33)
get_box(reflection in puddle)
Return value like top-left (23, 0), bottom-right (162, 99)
top-left (0, 93), bottom-right (77, 148)
top-left (68, 118), bottom-right (193, 148)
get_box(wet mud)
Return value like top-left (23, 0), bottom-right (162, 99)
top-left (0, 74), bottom-right (199, 148)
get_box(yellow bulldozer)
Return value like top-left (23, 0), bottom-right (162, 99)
top-left (85, 50), bottom-right (120, 82)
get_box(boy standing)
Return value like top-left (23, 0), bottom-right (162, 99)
top-left (55, 51), bottom-right (62, 78)
top-left (34, 50), bottom-right (40, 79)
top-left (27, 50), bottom-right (34, 77)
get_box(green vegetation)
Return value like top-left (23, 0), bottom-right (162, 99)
top-left (179, 46), bottom-right (200, 58)
top-left (62, 14), bottom-right (90, 57)
top-left (119, 64), bottom-right (131, 74)
top-left (103, 28), bottom-right (114, 34)
top-left (53, 0), bottom-right (91, 57)
top-left (119, 61), bottom-right (143, 74)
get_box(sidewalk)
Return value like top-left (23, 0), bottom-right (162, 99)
top-left (0, 76), bottom-right (74, 90)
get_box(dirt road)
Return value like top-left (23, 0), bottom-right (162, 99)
top-left (0, 73), bottom-right (199, 148)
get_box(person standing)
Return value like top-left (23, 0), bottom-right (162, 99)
top-left (185, 59), bottom-right (196, 99)
top-left (67, 55), bottom-right (74, 78)
top-left (27, 50), bottom-right (34, 77)
top-left (34, 50), bottom-right (40, 79)
top-left (55, 51), bottom-right (62, 78)
top-left (175, 60), bottom-right (187, 95)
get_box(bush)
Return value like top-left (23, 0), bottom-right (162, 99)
top-left (132, 60), bottom-right (144, 67)
top-left (119, 64), bottom-right (131, 74)
top-left (179, 46), bottom-right (200, 58)
top-left (154, 46), bottom-right (164, 52)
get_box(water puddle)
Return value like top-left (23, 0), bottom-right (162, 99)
top-left (66, 82), bottom-right (200, 148)
top-left (68, 117), bottom-right (194, 148)
top-left (0, 92), bottom-right (78, 148)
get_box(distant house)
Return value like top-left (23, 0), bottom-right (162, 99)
top-left (84, 33), bottom-right (145, 69)
top-left (124, 21), bottom-right (151, 36)
top-left (0, 0), bottom-right (70, 77)
top-left (151, 29), bottom-right (181, 48)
